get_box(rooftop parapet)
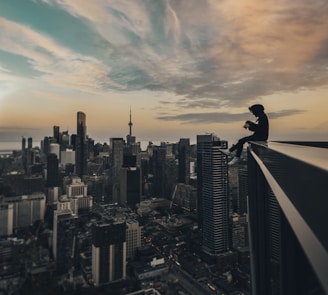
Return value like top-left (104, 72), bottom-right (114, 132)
top-left (248, 141), bottom-right (328, 295)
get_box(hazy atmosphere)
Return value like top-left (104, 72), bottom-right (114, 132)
top-left (1, 0), bottom-right (328, 145)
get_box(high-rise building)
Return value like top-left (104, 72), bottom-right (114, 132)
top-left (247, 141), bottom-right (328, 295)
top-left (28, 137), bottom-right (33, 149)
top-left (2, 193), bottom-right (46, 229)
top-left (0, 204), bottom-right (14, 236)
top-left (61, 130), bottom-right (70, 151)
top-left (75, 112), bottom-right (88, 177)
top-left (110, 138), bottom-right (124, 202)
top-left (53, 125), bottom-right (60, 143)
top-left (152, 146), bottom-right (176, 199)
top-left (178, 138), bottom-right (190, 184)
top-left (126, 220), bottom-right (143, 259)
top-left (60, 148), bottom-right (75, 168)
top-left (46, 153), bottom-right (59, 187)
top-left (21, 136), bottom-right (26, 151)
top-left (92, 221), bottom-right (126, 286)
top-left (49, 143), bottom-right (60, 159)
top-left (65, 177), bottom-right (92, 213)
top-left (120, 167), bottom-right (141, 208)
top-left (53, 209), bottom-right (78, 274)
top-left (230, 213), bottom-right (247, 249)
top-left (171, 183), bottom-right (197, 213)
top-left (237, 161), bottom-right (248, 215)
top-left (197, 134), bottom-right (229, 256)
top-left (66, 176), bottom-right (88, 197)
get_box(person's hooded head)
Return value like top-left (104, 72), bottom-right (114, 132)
top-left (249, 104), bottom-right (265, 117)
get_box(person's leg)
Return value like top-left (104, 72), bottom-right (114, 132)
top-left (228, 136), bottom-right (254, 165)
top-left (231, 136), bottom-right (253, 157)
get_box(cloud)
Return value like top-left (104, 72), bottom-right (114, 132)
top-left (65, 1), bottom-right (328, 106)
top-left (3, 0), bottom-right (328, 110)
top-left (0, 17), bottom-right (119, 93)
top-left (156, 109), bottom-right (305, 124)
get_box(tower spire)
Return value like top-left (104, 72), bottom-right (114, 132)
top-left (128, 107), bottom-right (133, 137)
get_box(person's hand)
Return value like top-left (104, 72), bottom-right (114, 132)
top-left (243, 121), bottom-right (250, 129)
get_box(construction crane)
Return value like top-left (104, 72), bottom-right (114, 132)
top-left (170, 184), bottom-right (178, 211)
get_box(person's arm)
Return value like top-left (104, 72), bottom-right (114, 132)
top-left (245, 120), bottom-right (258, 131)
top-left (246, 114), bottom-right (269, 139)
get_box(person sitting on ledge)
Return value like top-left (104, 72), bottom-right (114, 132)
top-left (221, 104), bottom-right (269, 165)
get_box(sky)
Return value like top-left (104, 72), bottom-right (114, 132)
top-left (1, 0), bottom-right (328, 146)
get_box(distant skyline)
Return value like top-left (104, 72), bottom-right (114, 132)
top-left (1, 0), bottom-right (328, 145)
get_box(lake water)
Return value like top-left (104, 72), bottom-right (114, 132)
top-left (0, 140), bottom-right (159, 153)
top-left (0, 141), bottom-right (22, 151)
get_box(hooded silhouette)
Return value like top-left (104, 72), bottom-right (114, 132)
top-left (222, 104), bottom-right (269, 165)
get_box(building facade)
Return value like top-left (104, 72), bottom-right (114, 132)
top-left (92, 222), bottom-right (127, 286)
top-left (52, 209), bottom-right (78, 274)
top-left (197, 134), bottom-right (229, 256)
top-left (0, 204), bottom-right (14, 236)
top-left (248, 141), bottom-right (328, 295)
top-left (1, 193), bottom-right (46, 229)
top-left (178, 138), bottom-right (190, 184)
top-left (75, 111), bottom-right (88, 177)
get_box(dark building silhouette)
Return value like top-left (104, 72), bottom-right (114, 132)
top-left (237, 160), bottom-right (248, 215)
top-left (53, 125), bottom-right (60, 143)
top-left (75, 112), bottom-right (88, 177)
top-left (152, 146), bottom-right (167, 198)
top-left (53, 210), bottom-right (78, 275)
top-left (248, 141), bottom-right (328, 295)
top-left (42, 136), bottom-right (50, 154)
top-left (21, 137), bottom-right (27, 171)
top-left (71, 134), bottom-right (76, 150)
top-left (110, 138), bottom-right (124, 202)
top-left (46, 153), bottom-right (59, 187)
top-left (120, 166), bottom-right (141, 208)
top-left (27, 137), bottom-right (33, 149)
top-left (178, 138), bottom-right (190, 184)
top-left (21, 137), bottom-right (26, 151)
top-left (197, 134), bottom-right (229, 256)
top-left (3, 173), bottom-right (44, 196)
top-left (61, 130), bottom-right (70, 151)
top-left (92, 222), bottom-right (126, 286)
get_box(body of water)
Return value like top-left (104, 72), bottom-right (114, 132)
top-left (0, 140), bottom-right (159, 153)
top-left (0, 141), bottom-right (22, 152)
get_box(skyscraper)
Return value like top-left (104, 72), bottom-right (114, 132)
top-left (110, 138), bottom-right (124, 202)
top-left (120, 166), bottom-right (141, 208)
top-left (197, 134), bottom-right (229, 256)
top-left (247, 141), bottom-right (328, 295)
top-left (75, 112), bottom-right (88, 177)
top-left (178, 138), bottom-right (190, 184)
top-left (21, 136), bottom-right (26, 151)
top-left (92, 222), bottom-right (126, 286)
top-left (238, 162), bottom-right (248, 215)
top-left (27, 137), bottom-right (33, 149)
top-left (53, 209), bottom-right (78, 274)
top-left (0, 204), bottom-right (14, 236)
top-left (53, 125), bottom-right (60, 143)
top-left (46, 153), bottom-right (59, 187)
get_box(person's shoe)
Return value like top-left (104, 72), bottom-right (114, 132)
top-left (228, 156), bottom-right (240, 166)
top-left (220, 149), bottom-right (231, 156)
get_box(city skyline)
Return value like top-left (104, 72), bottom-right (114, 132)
top-left (1, 1), bottom-right (328, 145)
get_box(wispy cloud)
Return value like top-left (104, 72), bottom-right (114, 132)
top-left (2, 0), bottom-right (328, 113)
top-left (0, 17), bottom-right (118, 93)
top-left (38, 0), bottom-right (328, 108)
top-left (157, 109), bottom-right (305, 124)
